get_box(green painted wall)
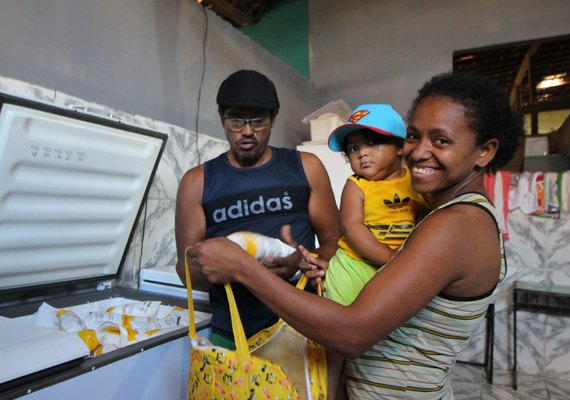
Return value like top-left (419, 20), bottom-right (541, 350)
top-left (239, 0), bottom-right (309, 78)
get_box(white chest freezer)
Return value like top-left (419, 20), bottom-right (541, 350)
top-left (140, 264), bottom-right (209, 302)
top-left (0, 94), bottom-right (210, 400)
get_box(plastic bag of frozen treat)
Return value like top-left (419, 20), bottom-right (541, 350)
top-left (227, 231), bottom-right (296, 259)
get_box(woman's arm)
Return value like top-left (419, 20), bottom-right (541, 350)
top-left (190, 204), bottom-right (499, 357)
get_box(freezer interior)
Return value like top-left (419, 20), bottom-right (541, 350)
top-left (0, 286), bottom-right (210, 400)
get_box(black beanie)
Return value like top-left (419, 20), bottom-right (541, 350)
top-left (216, 70), bottom-right (280, 110)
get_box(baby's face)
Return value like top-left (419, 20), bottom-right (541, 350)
top-left (344, 132), bottom-right (404, 181)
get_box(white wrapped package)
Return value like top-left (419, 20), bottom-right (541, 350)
top-left (34, 303), bottom-right (61, 330)
top-left (32, 299), bottom-right (189, 356)
top-left (58, 311), bottom-right (86, 333)
top-left (227, 231), bottom-right (296, 259)
top-left (106, 301), bottom-right (161, 317)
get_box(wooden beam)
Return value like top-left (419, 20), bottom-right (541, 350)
top-left (510, 43), bottom-right (540, 108)
top-left (520, 96), bottom-right (570, 113)
top-left (203, 0), bottom-right (257, 26)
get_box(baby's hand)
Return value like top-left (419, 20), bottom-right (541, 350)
top-left (298, 245), bottom-right (327, 290)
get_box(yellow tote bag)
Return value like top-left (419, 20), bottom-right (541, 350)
top-left (226, 231), bottom-right (327, 399)
top-left (248, 274), bottom-right (327, 400)
top-left (185, 247), bottom-right (300, 399)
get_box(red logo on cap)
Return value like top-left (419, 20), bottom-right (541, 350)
top-left (348, 110), bottom-right (369, 124)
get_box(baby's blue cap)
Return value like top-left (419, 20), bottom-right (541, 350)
top-left (328, 104), bottom-right (406, 152)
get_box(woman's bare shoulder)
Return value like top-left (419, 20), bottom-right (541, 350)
top-left (402, 203), bottom-right (498, 264)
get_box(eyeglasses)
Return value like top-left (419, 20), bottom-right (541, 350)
top-left (223, 116), bottom-right (271, 132)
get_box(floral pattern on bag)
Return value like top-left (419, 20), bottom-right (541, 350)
top-left (188, 338), bottom-right (301, 399)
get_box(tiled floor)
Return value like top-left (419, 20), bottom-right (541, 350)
top-left (451, 364), bottom-right (570, 399)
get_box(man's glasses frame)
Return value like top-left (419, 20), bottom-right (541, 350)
top-left (223, 116), bottom-right (272, 132)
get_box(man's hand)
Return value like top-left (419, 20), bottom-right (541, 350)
top-left (279, 224), bottom-right (326, 289)
top-left (257, 225), bottom-right (299, 280)
top-left (261, 250), bottom-right (302, 280)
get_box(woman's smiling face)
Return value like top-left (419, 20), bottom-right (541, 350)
top-left (404, 96), bottom-right (492, 206)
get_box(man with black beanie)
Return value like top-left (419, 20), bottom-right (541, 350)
top-left (175, 69), bottom-right (340, 348)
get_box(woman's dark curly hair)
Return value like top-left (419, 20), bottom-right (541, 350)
top-left (408, 72), bottom-right (524, 171)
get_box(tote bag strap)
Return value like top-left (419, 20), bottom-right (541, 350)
top-left (184, 246), bottom-right (197, 339)
top-left (184, 245), bottom-right (251, 362)
top-left (297, 274), bottom-right (323, 297)
top-left (224, 283), bottom-right (250, 361)
top-left (297, 253), bottom-right (323, 297)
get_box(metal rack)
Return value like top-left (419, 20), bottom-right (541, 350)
top-left (512, 281), bottom-right (570, 390)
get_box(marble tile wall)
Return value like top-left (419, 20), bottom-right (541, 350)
top-left (124, 123), bottom-right (228, 286)
top-left (499, 210), bottom-right (570, 380)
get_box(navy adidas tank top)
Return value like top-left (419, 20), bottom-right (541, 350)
top-left (203, 147), bottom-right (316, 338)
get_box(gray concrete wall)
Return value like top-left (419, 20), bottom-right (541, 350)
top-left (0, 0), bottom-right (322, 148)
top-left (310, 0), bottom-right (570, 117)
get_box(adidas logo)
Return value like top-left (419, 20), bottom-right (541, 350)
top-left (383, 193), bottom-right (410, 209)
top-left (211, 194), bottom-right (294, 223)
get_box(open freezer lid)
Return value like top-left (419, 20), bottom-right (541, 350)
top-left (0, 94), bottom-right (167, 292)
